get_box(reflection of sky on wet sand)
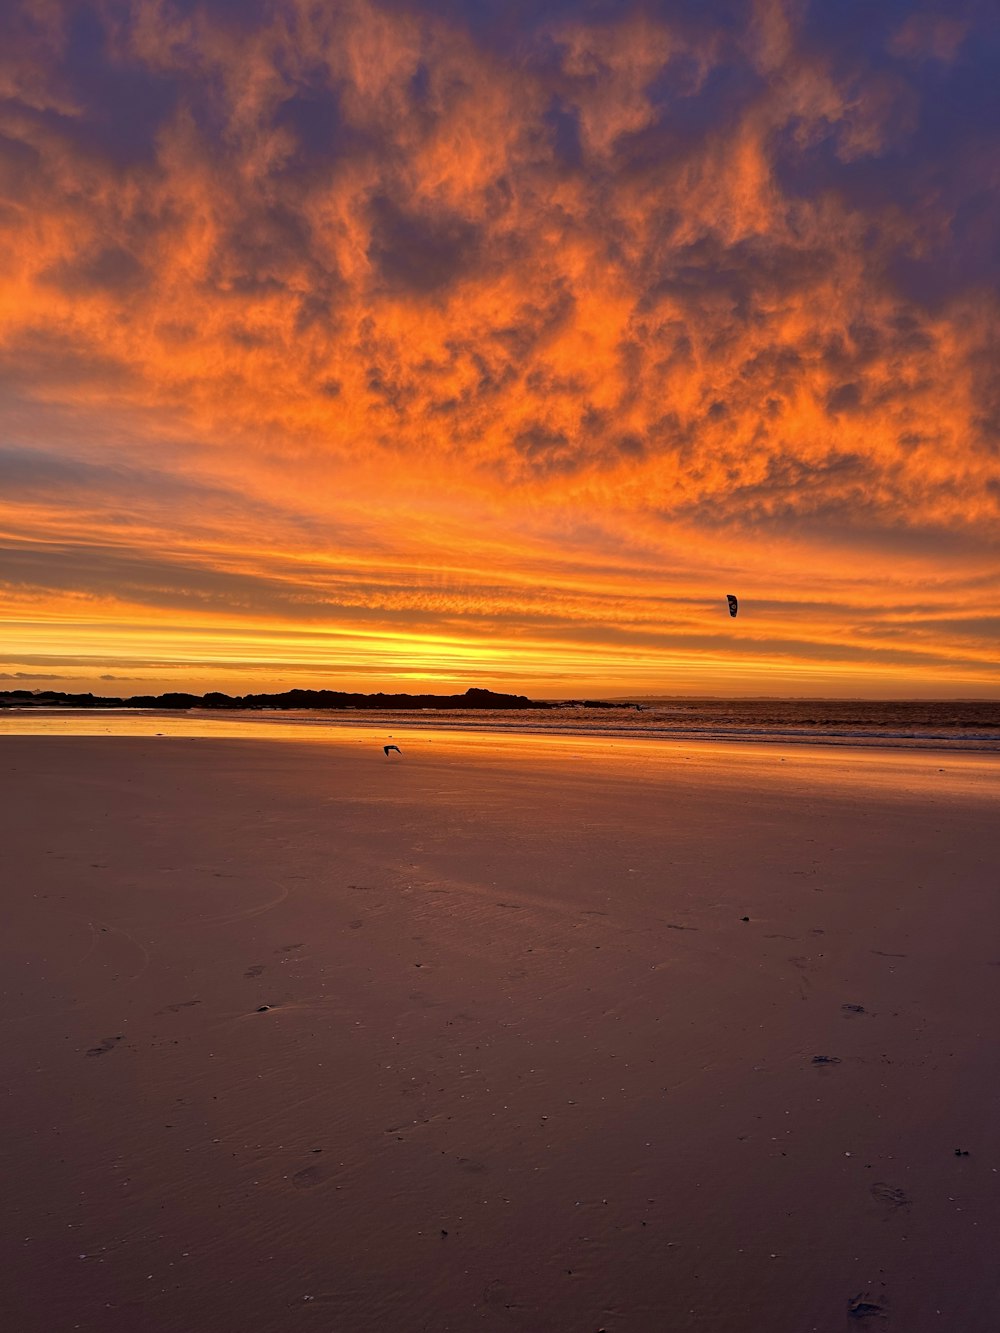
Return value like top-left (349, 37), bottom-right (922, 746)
top-left (3, 710), bottom-right (998, 804)
top-left (1, 1), bottom-right (998, 697)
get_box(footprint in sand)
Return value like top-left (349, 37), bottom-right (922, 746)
top-left (86, 1035), bottom-right (124, 1057)
top-left (161, 1000), bottom-right (201, 1014)
top-left (457, 1157), bottom-right (488, 1174)
top-left (291, 1164), bottom-right (328, 1189)
top-left (244, 964), bottom-right (265, 979)
top-left (483, 1280), bottom-right (516, 1310)
top-left (870, 1182), bottom-right (910, 1210)
top-left (482, 1280), bottom-right (528, 1315)
top-left (848, 1293), bottom-right (888, 1321)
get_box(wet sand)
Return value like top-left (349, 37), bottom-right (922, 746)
top-left (1, 731), bottom-right (998, 1332)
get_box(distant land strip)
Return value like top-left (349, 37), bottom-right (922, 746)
top-left (0, 686), bottom-right (623, 712)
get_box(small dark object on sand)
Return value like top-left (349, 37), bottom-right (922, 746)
top-left (848, 1294), bottom-right (887, 1320)
top-left (440, 1230), bottom-right (448, 1238)
top-left (256, 1005), bottom-right (272, 1013)
top-left (954, 1148), bottom-right (970, 1156)
top-left (842, 1003), bottom-right (866, 1014)
top-left (86, 1035), bottom-right (124, 1057)
top-left (384, 744), bottom-right (401, 756)
top-left (741, 915), bottom-right (750, 922)
top-left (812, 1055), bottom-right (841, 1065)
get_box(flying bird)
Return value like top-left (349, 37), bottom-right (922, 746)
top-left (384, 744), bottom-right (401, 756)
top-left (726, 594), bottom-right (738, 618)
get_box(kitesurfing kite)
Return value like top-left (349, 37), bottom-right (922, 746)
top-left (726, 594), bottom-right (738, 617)
top-left (384, 744), bottom-right (401, 756)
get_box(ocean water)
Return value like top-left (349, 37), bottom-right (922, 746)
top-left (3, 699), bottom-right (999, 751)
top-left (290, 699), bottom-right (1000, 751)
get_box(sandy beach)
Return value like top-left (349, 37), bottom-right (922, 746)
top-left (1, 728), bottom-right (998, 1332)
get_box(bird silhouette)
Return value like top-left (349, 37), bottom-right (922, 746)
top-left (384, 744), bottom-right (401, 756)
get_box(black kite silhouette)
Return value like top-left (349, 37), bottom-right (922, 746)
top-left (726, 594), bottom-right (738, 617)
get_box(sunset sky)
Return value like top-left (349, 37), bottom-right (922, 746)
top-left (1, 0), bottom-right (998, 698)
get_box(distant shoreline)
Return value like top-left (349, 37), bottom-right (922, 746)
top-left (0, 685), bottom-right (625, 712)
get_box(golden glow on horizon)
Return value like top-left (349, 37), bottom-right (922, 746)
top-left (0, 0), bottom-right (998, 698)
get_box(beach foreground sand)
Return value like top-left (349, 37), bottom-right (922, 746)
top-left (1, 730), bottom-right (998, 1332)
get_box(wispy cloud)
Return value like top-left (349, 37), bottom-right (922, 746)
top-left (0, 671), bottom-right (75, 681)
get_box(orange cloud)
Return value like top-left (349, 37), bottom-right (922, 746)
top-left (0, 0), bottom-right (997, 696)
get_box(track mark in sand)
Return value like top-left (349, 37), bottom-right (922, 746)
top-left (495, 902), bottom-right (524, 911)
top-left (86, 1035), bottom-right (124, 1057)
top-left (812, 1055), bottom-right (841, 1066)
top-left (765, 933), bottom-right (799, 940)
top-left (349, 884), bottom-right (376, 892)
top-left (348, 919), bottom-right (364, 930)
top-left (872, 950), bottom-right (908, 959)
top-left (97, 921), bottom-right (152, 984)
top-left (848, 1293), bottom-right (888, 1321)
top-left (275, 942), bottom-right (304, 954)
top-left (457, 1157), bottom-right (487, 1174)
top-left (483, 1280), bottom-right (525, 1313)
top-left (871, 1182), bottom-right (910, 1210)
top-left (288, 1294), bottom-right (351, 1309)
top-left (666, 923), bottom-right (697, 931)
top-left (582, 910), bottom-right (609, 917)
top-left (291, 1164), bottom-right (329, 1190)
top-left (160, 1000), bottom-right (201, 1014)
top-left (3, 918), bottom-right (150, 1026)
top-left (842, 1003), bottom-right (869, 1016)
top-left (195, 881), bottom-right (291, 928)
top-left (244, 964), bottom-right (264, 979)
top-left (77, 920), bottom-right (101, 966)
